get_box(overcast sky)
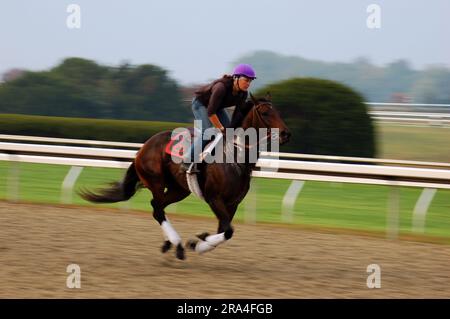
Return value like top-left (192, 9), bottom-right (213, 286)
top-left (1, 0), bottom-right (449, 85)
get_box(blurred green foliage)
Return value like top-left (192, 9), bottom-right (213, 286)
top-left (0, 58), bottom-right (191, 122)
top-left (0, 113), bottom-right (189, 143)
top-left (256, 78), bottom-right (376, 157)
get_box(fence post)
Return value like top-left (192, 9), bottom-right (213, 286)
top-left (7, 156), bottom-right (20, 202)
top-left (281, 180), bottom-right (305, 223)
top-left (61, 166), bottom-right (84, 204)
top-left (386, 183), bottom-right (400, 240)
top-left (412, 188), bottom-right (437, 233)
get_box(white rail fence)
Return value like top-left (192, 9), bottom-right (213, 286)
top-left (369, 111), bottom-right (450, 126)
top-left (366, 102), bottom-right (450, 126)
top-left (200, 102), bottom-right (450, 126)
top-left (1, 134), bottom-right (450, 239)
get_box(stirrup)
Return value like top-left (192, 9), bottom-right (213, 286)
top-left (186, 163), bottom-right (200, 174)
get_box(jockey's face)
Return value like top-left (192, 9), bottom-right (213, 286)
top-left (235, 76), bottom-right (253, 92)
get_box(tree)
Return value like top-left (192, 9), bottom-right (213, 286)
top-left (0, 58), bottom-right (190, 122)
top-left (255, 78), bottom-right (376, 157)
top-left (2, 68), bottom-right (25, 82)
top-left (410, 67), bottom-right (450, 104)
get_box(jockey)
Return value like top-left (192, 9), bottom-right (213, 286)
top-left (181, 63), bottom-right (257, 173)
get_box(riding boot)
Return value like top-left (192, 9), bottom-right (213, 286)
top-left (181, 132), bottom-right (203, 173)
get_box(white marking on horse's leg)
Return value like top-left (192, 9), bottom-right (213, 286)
top-left (195, 232), bottom-right (226, 254)
top-left (195, 241), bottom-right (215, 254)
top-left (161, 220), bottom-right (181, 245)
top-left (205, 233), bottom-right (226, 246)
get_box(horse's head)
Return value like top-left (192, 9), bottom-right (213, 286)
top-left (242, 93), bottom-right (291, 145)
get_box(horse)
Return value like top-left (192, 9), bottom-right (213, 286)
top-left (79, 93), bottom-right (291, 260)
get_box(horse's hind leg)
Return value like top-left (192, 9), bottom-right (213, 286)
top-left (150, 180), bottom-right (190, 260)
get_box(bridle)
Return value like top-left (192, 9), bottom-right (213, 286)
top-left (233, 102), bottom-right (275, 151)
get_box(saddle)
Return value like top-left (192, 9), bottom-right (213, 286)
top-left (165, 129), bottom-right (226, 200)
top-left (164, 128), bottom-right (193, 159)
top-left (165, 129), bottom-right (225, 163)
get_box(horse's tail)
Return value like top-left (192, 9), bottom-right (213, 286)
top-left (79, 162), bottom-right (142, 203)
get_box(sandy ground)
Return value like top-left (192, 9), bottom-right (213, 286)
top-left (1, 201), bottom-right (450, 298)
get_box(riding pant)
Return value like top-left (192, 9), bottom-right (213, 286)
top-left (183, 98), bottom-right (231, 163)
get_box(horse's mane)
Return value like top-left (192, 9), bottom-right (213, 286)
top-left (255, 97), bottom-right (271, 103)
top-left (229, 97), bottom-right (271, 128)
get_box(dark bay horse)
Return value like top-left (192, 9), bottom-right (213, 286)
top-left (80, 94), bottom-right (290, 260)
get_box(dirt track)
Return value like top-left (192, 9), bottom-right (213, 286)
top-left (1, 201), bottom-right (450, 298)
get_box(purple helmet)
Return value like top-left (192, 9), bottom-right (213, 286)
top-left (232, 64), bottom-right (257, 79)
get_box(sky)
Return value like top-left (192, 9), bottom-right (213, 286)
top-left (1, 0), bottom-right (449, 85)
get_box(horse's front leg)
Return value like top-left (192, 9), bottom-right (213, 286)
top-left (187, 229), bottom-right (232, 254)
top-left (187, 200), bottom-right (236, 254)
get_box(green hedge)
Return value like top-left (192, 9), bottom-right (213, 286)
top-left (0, 114), bottom-right (190, 143)
top-left (256, 78), bottom-right (376, 157)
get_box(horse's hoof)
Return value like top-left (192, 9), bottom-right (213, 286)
top-left (161, 240), bottom-right (172, 253)
top-left (176, 244), bottom-right (185, 260)
top-left (186, 239), bottom-right (198, 251)
top-left (196, 232), bottom-right (210, 241)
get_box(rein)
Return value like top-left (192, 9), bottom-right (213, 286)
top-left (233, 103), bottom-right (274, 151)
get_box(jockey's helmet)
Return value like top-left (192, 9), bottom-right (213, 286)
top-left (232, 64), bottom-right (257, 80)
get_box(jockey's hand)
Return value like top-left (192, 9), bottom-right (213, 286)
top-left (208, 114), bottom-right (225, 134)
